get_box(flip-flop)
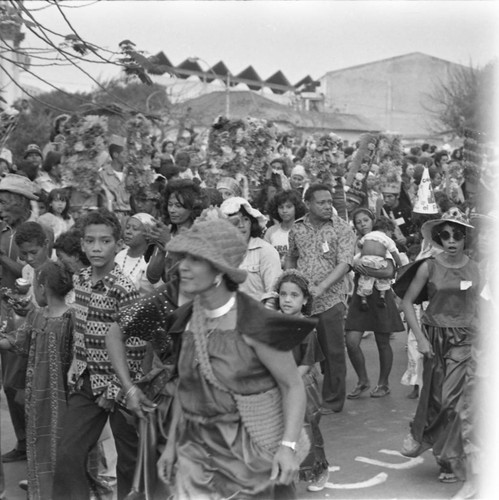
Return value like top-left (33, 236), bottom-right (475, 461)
top-left (370, 385), bottom-right (391, 398)
top-left (347, 383), bottom-right (370, 399)
top-left (439, 471), bottom-right (458, 483)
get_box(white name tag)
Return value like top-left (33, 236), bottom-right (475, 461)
top-left (460, 280), bottom-right (472, 290)
top-left (395, 217), bottom-right (405, 226)
top-left (322, 241), bottom-right (330, 253)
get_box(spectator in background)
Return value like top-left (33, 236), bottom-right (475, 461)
top-left (0, 174), bottom-right (39, 464)
top-left (100, 142), bottom-right (131, 220)
top-left (221, 196), bottom-right (282, 303)
top-left (36, 151), bottom-right (64, 195)
top-left (265, 189), bottom-right (306, 267)
top-left (216, 176), bottom-right (242, 201)
top-left (286, 184), bottom-right (355, 414)
top-left (23, 144), bottom-right (43, 179)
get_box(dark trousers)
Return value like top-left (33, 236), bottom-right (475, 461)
top-left (315, 302), bottom-right (346, 412)
top-left (53, 375), bottom-right (138, 500)
top-left (1, 351), bottom-right (27, 450)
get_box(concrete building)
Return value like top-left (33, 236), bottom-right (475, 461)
top-left (319, 52), bottom-right (469, 140)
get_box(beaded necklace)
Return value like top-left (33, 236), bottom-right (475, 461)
top-left (122, 252), bottom-right (143, 278)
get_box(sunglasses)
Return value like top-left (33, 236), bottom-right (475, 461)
top-left (439, 229), bottom-right (465, 241)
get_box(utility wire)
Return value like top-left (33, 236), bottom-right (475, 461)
top-left (0, 62), bottom-right (73, 113)
top-left (12, 1), bottom-right (149, 115)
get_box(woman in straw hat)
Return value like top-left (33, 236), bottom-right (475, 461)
top-left (400, 208), bottom-right (480, 484)
top-left (107, 218), bottom-right (316, 498)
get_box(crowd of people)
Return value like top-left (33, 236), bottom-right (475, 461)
top-left (0, 120), bottom-right (493, 500)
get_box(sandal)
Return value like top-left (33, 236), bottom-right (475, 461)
top-left (370, 385), bottom-right (390, 398)
top-left (439, 471), bottom-right (458, 483)
top-left (347, 383), bottom-right (370, 399)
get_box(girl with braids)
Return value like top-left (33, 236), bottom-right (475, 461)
top-left (0, 260), bottom-right (74, 500)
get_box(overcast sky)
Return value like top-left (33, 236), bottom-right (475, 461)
top-left (18, 0), bottom-right (499, 93)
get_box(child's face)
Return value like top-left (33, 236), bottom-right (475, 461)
top-left (81, 224), bottom-right (121, 273)
top-left (278, 201), bottom-right (295, 223)
top-left (279, 281), bottom-right (307, 316)
top-left (51, 198), bottom-right (67, 216)
top-left (18, 241), bottom-right (49, 269)
top-left (37, 202), bottom-right (47, 216)
top-left (354, 213), bottom-right (373, 236)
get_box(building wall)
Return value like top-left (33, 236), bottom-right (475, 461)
top-left (320, 53), bottom-right (465, 137)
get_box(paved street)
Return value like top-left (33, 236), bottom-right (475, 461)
top-left (1, 331), bottom-right (462, 499)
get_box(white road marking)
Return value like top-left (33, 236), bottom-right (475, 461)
top-left (324, 472), bottom-right (388, 489)
top-left (355, 449), bottom-right (424, 469)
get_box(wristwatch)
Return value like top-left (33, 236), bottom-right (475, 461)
top-left (280, 440), bottom-right (297, 452)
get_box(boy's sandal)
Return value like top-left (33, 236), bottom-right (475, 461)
top-left (347, 383), bottom-right (370, 399)
top-left (370, 385), bottom-right (390, 398)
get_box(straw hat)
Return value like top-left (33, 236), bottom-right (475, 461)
top-left (0, 174), bottom-right (39, 200)
top-left (421, 207), bottom-right (474, 250)
top-left (166, 219), bottom-right (248, 284)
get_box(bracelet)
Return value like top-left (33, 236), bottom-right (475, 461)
top-left (125, 384), bottom-right (139, 400)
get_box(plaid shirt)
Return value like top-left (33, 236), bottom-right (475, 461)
top-left (288, 214), bottom-right (355, 314)
top-left (70, 264), bottom-right (145, 401)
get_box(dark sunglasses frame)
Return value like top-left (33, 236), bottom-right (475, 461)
top-left (439, 229), bottom-right (465, 241)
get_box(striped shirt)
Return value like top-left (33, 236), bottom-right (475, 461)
top-left (70, 264), bottom-right (145, 401)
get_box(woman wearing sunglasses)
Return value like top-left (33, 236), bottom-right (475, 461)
top-left (400, 208), bottom-right (480, 485)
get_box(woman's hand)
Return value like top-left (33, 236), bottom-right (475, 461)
top-left (157, 438), bottom-right (176, 485)
top-left (126, 386), bottom-right (157, 420)
top-left (149, 221), bottom-right (171, 251)
top-left (270, 446), bottom-right (299, 485)
top-left (352, 262), bottom-right (369, 275)
top-left (417, 337), bottom-right (434, 358)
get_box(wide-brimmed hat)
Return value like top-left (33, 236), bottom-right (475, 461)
top-left (421, 207), bottom-right (474, 250)
top-left (0, 174), bottom-right (39, 200)
top-left (220, 196), bottom-right (267, 228)
top-left (23, 144), bottom-right (42, 159)
top-left (166, 219), bottom-right (248, 284)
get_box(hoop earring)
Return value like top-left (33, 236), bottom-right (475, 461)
top-left (214, 275), bottom-right (223, 288)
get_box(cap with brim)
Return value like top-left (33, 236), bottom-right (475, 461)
top-left (0, 174), bottom-right (39, 200)
top-left (166, 219), bottom-right (248, 284)
top-left (23, 144), bottom-right (42, 159)
top-left (421, 207), bottom-right (474, 250)
top-left (220, 196), bottom-right (267, 228)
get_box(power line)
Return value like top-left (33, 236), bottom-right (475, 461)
top-left (0, 62), bottom-right (73, 113)
top-left (12, 1), bottom-right (150, 115)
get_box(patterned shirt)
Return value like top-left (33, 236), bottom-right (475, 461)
top-left (288, 213), bottom-right (355, 314)
top-left (70, 264), bottom-right (145, 401)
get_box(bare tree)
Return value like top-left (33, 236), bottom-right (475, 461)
top-left (427, 60), bottom-right (497, 138)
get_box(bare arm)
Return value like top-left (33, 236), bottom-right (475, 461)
top-left (0, 252), bottom-right (23, 279)
top-left (313, 262), bottom-right (350, 297)
top-left (146, 247), bottom-right (167, 284)
top-left (401, 261), bottom-right (433, 358)
top-left (390, 250), bottom-right (403, 268)
top-left (106, 322), bottom-right (157, 418)
top-left (243, 335), bottom-right (306, 485)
